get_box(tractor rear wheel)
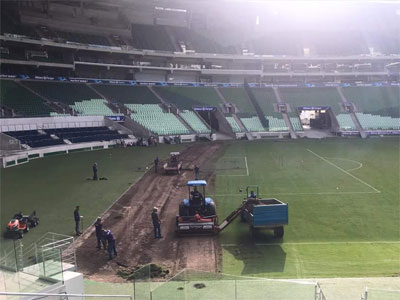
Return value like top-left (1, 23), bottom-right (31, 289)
top-left (274, 226), bottom-right (284, 238)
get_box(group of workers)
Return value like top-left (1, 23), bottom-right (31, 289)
top-left (78, 155), bottom-right (202, 261)
top-left (73, 206), bottom-right (162, 260)
top-left (73, 207), bottom-right (117, 260)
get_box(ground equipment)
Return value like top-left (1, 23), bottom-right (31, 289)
top-left (4, 211), bottom-right (39, 239)
top-left (217, 186), bottom-right (288, 238)
top-left (163, 152), bottom-right (183, 174)
top-left (176, 180), bottom-right (217, 234)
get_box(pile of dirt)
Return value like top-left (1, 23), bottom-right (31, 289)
top-left (117, 263), bottom-right (169, 280)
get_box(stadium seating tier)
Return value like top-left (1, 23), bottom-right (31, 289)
top-left (0, 80), bottom-right (54, 116)
top-left (127, 104), bottom-right (190, 135)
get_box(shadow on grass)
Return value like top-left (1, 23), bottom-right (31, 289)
top-left (223, 230), bottom-right (287, 275)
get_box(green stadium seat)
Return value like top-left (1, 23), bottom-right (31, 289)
top-left (180, 110), bottom-right (211, 134)
top-left (153, 87), bottom-right (222, 110)
top-left (127, 104), bottom-right (190, 135)
top-left (356, 113), bottom-right (400, 130)
top-left (70, 99), bottom-right (120, 116)
top-left (266, 116), bottom-right (289, 132)
top-left (219, 88), bottom-right (255, 114)
top-left (92, 84), bottom-right (161, 104)
top-left (23, 81), bottom-right (99, 105)
top-left (240, 116), bottom-right (266, 132)
top-left (225, 116), bottom-right (242, 133)
top-left (336, 114), bottom-right (356, 131)
top-left (343, 87), bottom-right (400, 118)
top-left (0, 80), bottom-right (54, 117)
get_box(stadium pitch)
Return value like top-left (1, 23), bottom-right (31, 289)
top-left (1, 138), bottom-right (399, 281)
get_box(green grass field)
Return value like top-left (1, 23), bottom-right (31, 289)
top-left (0, 144), bottom-right (185, 252)
top-left (212, 138), bottom-right (400, 278)
top-left (1, 138), bottom-right (399, 281)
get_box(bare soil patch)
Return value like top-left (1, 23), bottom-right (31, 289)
top-left (75, 143), bottom-right (224, 282)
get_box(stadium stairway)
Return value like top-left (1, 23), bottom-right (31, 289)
top-left (85, 84), bottom-right (122, 115)
top-left (17, 81), bottom-right (70, 115)
top-left (175, 113), bottom-right (195, 134)
top-left (214, 86), bottom-right (253, 139)
top-left (148, 87), bottom-right (196, 134)
top-left (274, 88), bottom-right (298, 139)
top-left (336, 87), bottom-right (367, 138)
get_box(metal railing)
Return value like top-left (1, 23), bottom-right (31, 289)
top-left (0, 292), bottom-right (132, 299)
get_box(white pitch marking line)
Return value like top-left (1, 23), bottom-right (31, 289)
top-left (244, 156), bottom-right (249, 176)
top-left (218, 156), bottom-right (249, 177)
top-left (221, 241), bottom-right (400, 247)
top-left (307, 149), bottom-right (381, 193)
top-left (324, 157), bottom-right (363, 172)
top-left (210, 191), bottom-right (380, 197)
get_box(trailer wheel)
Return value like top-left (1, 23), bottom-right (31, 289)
top-left (250, 226), bottom-right (257, 237)
top-left (274, 226), bottom-right (284, 239)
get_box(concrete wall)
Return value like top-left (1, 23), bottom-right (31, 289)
top-left (0, 116), bottom-right (105, 132)
top-left (0, 133), bottom-right (21, 151)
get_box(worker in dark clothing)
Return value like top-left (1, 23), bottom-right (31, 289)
top-left (194, 165), bottom-right (200, 180)
top-left (93, 163), bottom-right (98, 180)
top-left (154, 157), bottom-right (159, 173)
top-left (104, 229), bottom-right (117, 260)
top-left (74, 206), bottom-right (81, 236)
top-left (250, 190), bottom-right (257, 199)
top-left (94, 217), bottom-right (105, 249)
top-left (151, 207), bottom-right (162, 239)
top-left (13, 212), bottom-right (23, 220)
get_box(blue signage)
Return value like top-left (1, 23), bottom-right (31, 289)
top-left (298, 106), bottom-right (330, 110)
top-left (1, 74), bottom-right (399, 89)
top-left (107, 116), bottom-right (125, 122)
top-left (193, 107), bottom-right (216, 111)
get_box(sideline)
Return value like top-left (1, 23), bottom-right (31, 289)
top-left (210, 190), bottom-right (380, 197)
top-left (222, 241), bottom-right (400, 247)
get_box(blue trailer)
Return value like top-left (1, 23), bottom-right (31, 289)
top-left (240, 198), bottom-right (288, 237)
top-left (217, 186), bottom-right (288, 238)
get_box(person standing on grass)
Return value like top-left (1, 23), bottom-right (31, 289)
top-left (74, 206), bottom-right (81, 236)
top-left (93, 162), bottom-right (98, 180)
top-left (94, 217), bottom-right (105, 249)
top-left (154, 156), bottom-right (159, 173)
top-left (151, 207), bottom-right (162, 239)
top-left (104, 229), bottom-right (117, 260)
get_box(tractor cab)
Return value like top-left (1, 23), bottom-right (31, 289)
top-left (245, 185), bottom-right (259, 200)
top-left (169, 152), bottom-right (180, 164)
top-left (188, 180), bottom-right (206, 210)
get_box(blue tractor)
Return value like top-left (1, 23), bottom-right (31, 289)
top-left (176, 180), bottom-right (217, 234)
